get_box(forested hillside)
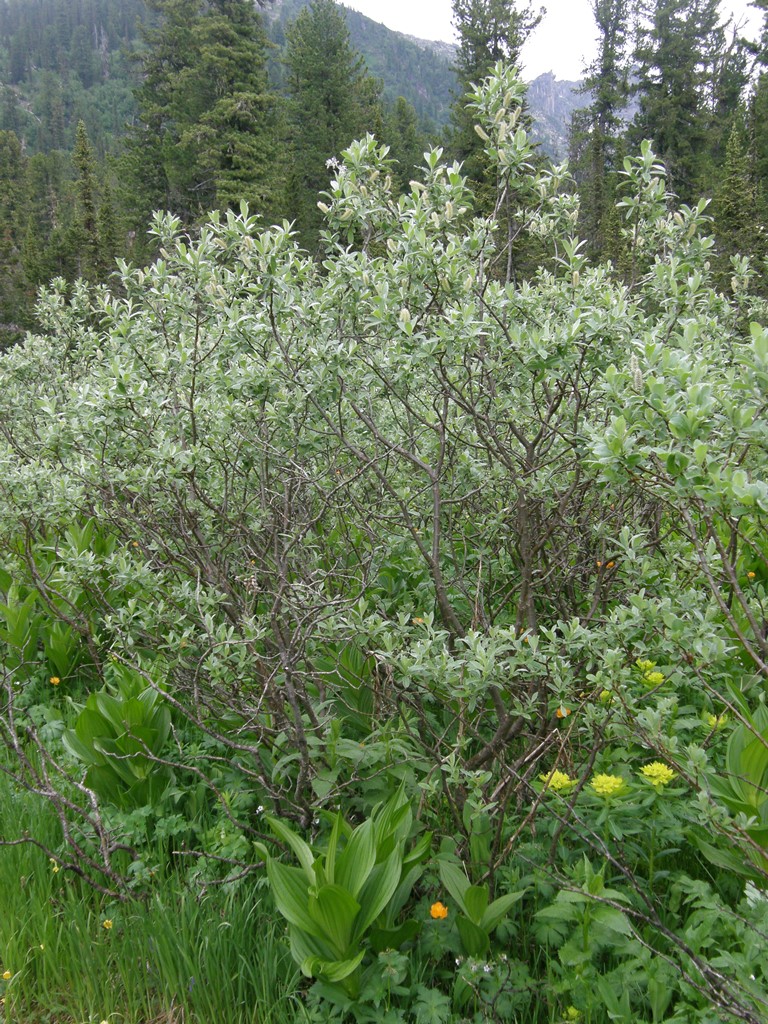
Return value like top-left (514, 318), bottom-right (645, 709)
top-left (1, 4), bottom-right (768, 1024)
top-left (0, 0), bottom-right (767, 341)
top-left (0, 0), bottom-right (765, 348)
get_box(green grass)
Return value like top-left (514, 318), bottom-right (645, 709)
top-left (0, 772), bottom-right (301, 1024)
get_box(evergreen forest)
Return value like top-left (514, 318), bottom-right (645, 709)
top-left (1, 2), bottom-right (768, 1023)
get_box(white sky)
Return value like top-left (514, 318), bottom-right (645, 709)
top-left (341, 0), bottom-right (763, 80)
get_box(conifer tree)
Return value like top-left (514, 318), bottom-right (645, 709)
top-left (0, 130), bottom-right (32, 347)
top-left (630, 0), bottom-right (746, 203)
top-left (711, 122), bottom-right (766, 290)
top-left (570, 0), bottom-right (631, 259)
top-left (384, 97), bottom-right (426, 194)
top-left (450, 0), bottom-right (541, 177)
top-left (72, 119), bottom-right (99, 280)
top-left (124, 0), bottom-right (281, 229)
top-left (97, 180), bottom-right (120, 279)
top-left (449, 0), bottom-right (543, 282)
top-left (283, 0), bottom-right (382, 245)
top-left (744, 3), bottom-right (768, 218)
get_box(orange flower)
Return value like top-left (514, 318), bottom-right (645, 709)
top-left (430, 901), bottom-right (448, 920)
top-left (556, 707), bottom-right (571, 719)
top-left (605, 560), bottom-right (615, 569)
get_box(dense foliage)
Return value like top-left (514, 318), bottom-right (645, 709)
top-left (3, 0), bottom-right (768, 345)
top-left (0, 61), bottom-right (767, 1024)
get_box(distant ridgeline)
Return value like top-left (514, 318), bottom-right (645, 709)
top-left (0, 0), bottom-right (580, 158)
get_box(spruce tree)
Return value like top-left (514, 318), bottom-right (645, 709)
top-left (0, 130), bottom-right (32, 347)
top-left (570, 0), bottom-right (631, 259)
top-left (449, 0), bottom-right (543, 281)
top-left (450, 0), bottom-right (541, 177)
top-left (283, 0), bottom-right (382, 245)
top-left (72, 119), bottom-right (99, 280)
top-left (711, 122), bottom-right (766, 290)
top-left (630, 0), bottom-right (746, 203)
top-left (124, 0), bottom-right (281, 229)
top-left (384, 97), bottom-right (426, 195)
top-left (97, 180), bottom-right (120, 279)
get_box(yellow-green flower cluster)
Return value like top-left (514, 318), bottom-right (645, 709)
top-left (705, 712), bottom-right (728, 730)
top-left (539, 769), bottom-right (575, 793)
top-left (636, 658), bottom-right (664, 687)
top-left (639, 762), bottom-right (676, 787)
top-left (590, 773), bottom-right (626, 798)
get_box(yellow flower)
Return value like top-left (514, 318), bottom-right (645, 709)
top-left (49, 858), bottom-right (59, 874)
top-left (705, 712), bottom-right (728, 730)
top-left (539, 769), bottom-right (575, 793)
top-left (590, 773), bottom-right (626, 798)
top-left (747, 571), bottom-right (756, 579)
top-left (430, 901), bottom-right (448, 920)
top-left (642, 671), bottom-right (665, 687)
top-left (102, 919), bottom-right (113, 930)
top-left (412, 617), bottom-right (425, 625)
top-left (49, 676), bottom-right (60, 686)
top-left (635, 658), bottom-right (655, 672)
top-left (639, 762), bottom-right (676, 787)
top-left (565, 1008), bottom-right (582, 1022)
top-left (1, 970), bottom-right (11, 981)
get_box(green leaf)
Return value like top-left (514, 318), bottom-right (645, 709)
top-left (463, 884), bottom-right (488, 925)
top-left (372, 785), bottom-right (410, 846)
top-left (437, 859), bottom-right (470, 917)
top-left (61, 727), bottom-right (101, 766)
top-left (325, 812), bottom-right (344, 885)
top-left (592, 905), bottom-right (634, 936)
top-left (402, 830), bottom-right (432, 870)
top-left (301, 950), bottom-right (365, 983)
top-left (266, 815), bottom-right (316, 883)
top-left (693, 836), bottom-right (766, 881)
top-left (335, 817), bottom-right (376, 898)
top-left (369, 919), bottom-right (420, 953)
top-left (480, 888), bottom-right (526, 933)
top-left (93, 692), bottom-right (127, 734)
top-left (84, 764), bottom-right (125, 805)
top-left (456, 916), bottom-right (489, 956)
top-left (307, 884), bottom-right (360, 957)
top-left (288, 921), bottom-right (338, 969)
top-left (381, 862), bottom-right (425, 929)
top-left (266, 859), bottom-right (323, 938)
top-left (75, 708), bottom-right (114, 753)
top-left (353, 844), bottom-right (403, 941)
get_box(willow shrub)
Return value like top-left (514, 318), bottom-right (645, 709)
top-left (0, 63), bottom-right (767, 1022)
